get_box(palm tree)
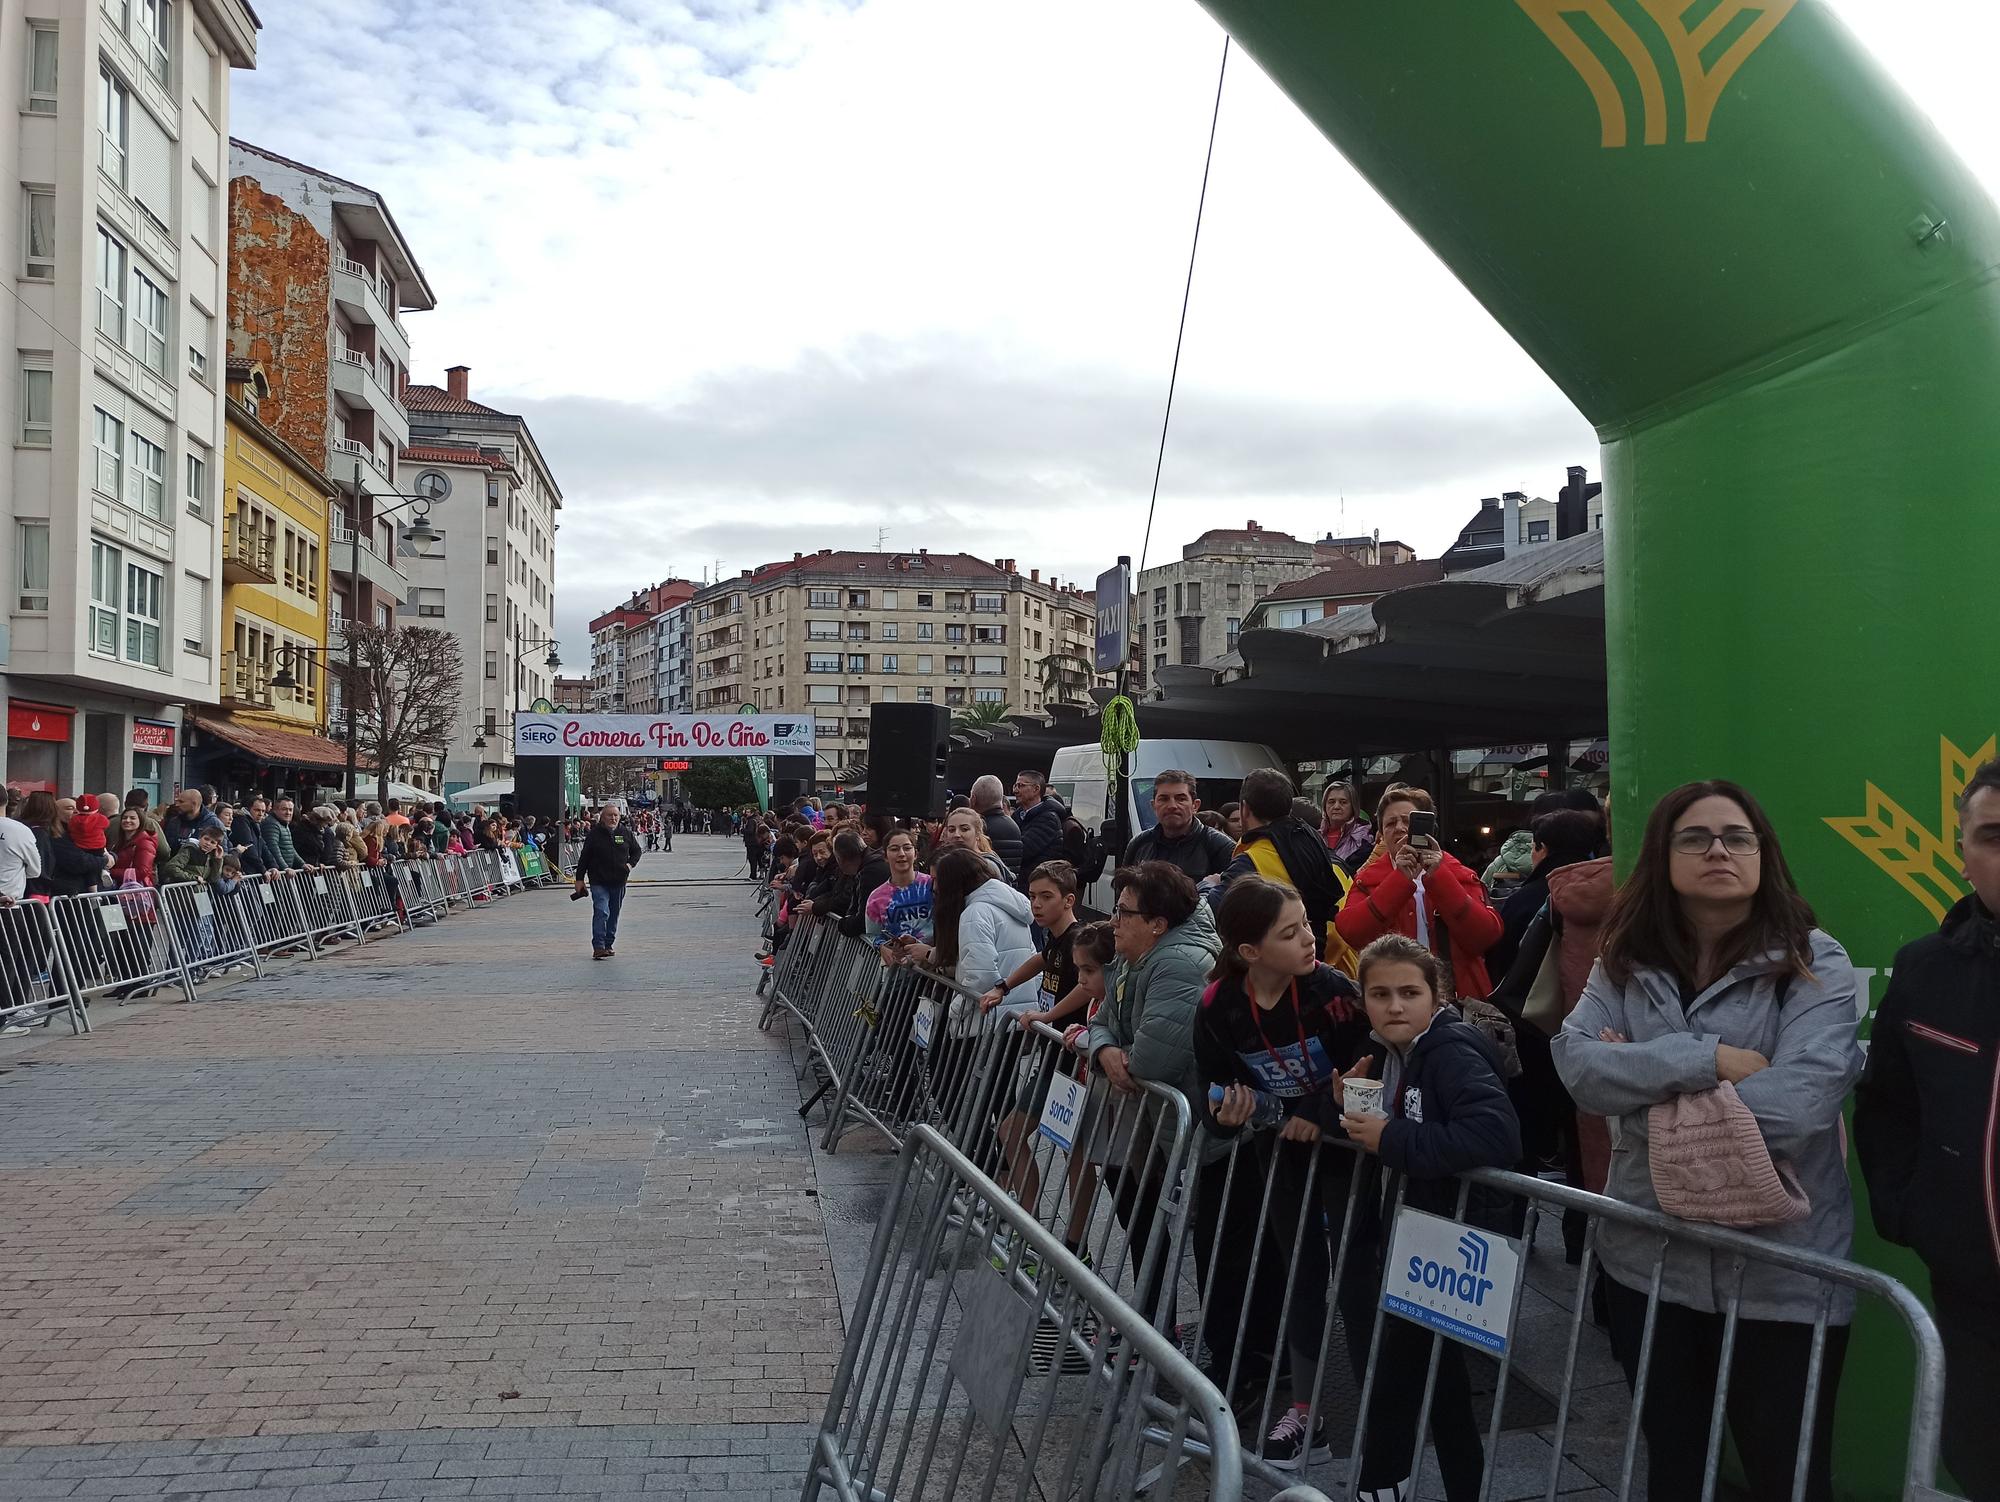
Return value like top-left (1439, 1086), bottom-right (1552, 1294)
top-left (1037, 651), bottom-right (1097, 705)
top-left (950, 699), bottom-right (1012, 734)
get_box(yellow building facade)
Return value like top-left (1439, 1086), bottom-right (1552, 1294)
top-left (218, 362), bottom-right (333, 736)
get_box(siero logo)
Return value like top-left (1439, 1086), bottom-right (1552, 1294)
top-left (1405, 1230), bottom-right (1497, 1307)
top-left (518, 722), bottom-right (560, 746)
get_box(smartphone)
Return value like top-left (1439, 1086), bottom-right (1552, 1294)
top-left (1407, 810), bottom-right (1439, 847)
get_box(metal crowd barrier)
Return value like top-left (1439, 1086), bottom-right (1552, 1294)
top-left (158, 879), bottom-right (262, 985)
top-left (808, 1123), bottom-right (1243, 1502)
top-left (752, 892), bottom-right (1957, 1502)
top-left (0, 900), bottom-right (86, 1034)
top-left (45, 885), bottom-right (195, 1005)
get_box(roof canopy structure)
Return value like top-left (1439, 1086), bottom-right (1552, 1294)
top-left (915, 534), bottom-right (1607, 786)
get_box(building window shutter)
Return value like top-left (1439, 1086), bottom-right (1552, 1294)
top-left (179, 572), bottom-right (207, 653)
top-left (129, 104), bottom-right (174, 226)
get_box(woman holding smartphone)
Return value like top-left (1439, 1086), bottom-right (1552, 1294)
top-left (1333, 785), bottom-right (1502, 1002)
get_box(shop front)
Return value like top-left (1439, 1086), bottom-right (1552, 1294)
top-left (5, 701), bottom-right (72, 794)
top-left (185, 714), bottom-right (357, 805)
top-left (131, 719), bottom-right (177, 807)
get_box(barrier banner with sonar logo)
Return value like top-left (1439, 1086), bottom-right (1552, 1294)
top-left (512, 714), bottom-right (814, 757)
top-left (1381, 1207), bottom-right (1523, 1356)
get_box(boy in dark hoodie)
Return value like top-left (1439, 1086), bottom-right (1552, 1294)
top-left (1209, 767), bottom-right (1358, 974)
top-left (1341, 933), bottom-right (1521, 1502)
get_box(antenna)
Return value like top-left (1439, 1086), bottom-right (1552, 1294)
top-left (876, 526), bottom-right (889, 553)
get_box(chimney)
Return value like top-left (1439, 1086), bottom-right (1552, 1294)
top-left (1480, 496), bottom-right (1500, 510)
top-left (1503, 493), bottom-right (1522, 558)
top-left (1247, 520), bottom-right (1261, 532)
top-left (794, 551), bottom-right (803, 561)
top-left (446, 365), bottom-right (469, 401)
top-left (1030, 568), bottom-right (1040, 582)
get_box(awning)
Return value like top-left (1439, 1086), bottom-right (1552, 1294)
top-left (450, 779), bottom-right (514, 805)
top-left (191, 715), bottom-right (358, 772)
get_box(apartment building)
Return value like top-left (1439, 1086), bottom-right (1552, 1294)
top-left (1441, 469), bottom-right (1606, 573)
top-left (400, 367), bottom-right (562, 795)
top-left (689, 550), bottom-right (1101, 784)
top-left (0, 0), bottom-right (257, 797)
top-left (182, 357), bottom-right (344, 796)
top-left (656, 600), bottom-right (691, 714)
top-left (587, 579), bottom-right (694, 712)
top-left (226, 139), bottom-right (436, 641)
top-left (551, 675), bottom-right (591, 711)
top-left (1135, 520), bottom-right (1321, 677)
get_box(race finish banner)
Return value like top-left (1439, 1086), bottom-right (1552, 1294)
top-left (513, 713), bottom-right (813, 758)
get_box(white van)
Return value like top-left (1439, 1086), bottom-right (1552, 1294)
top-left (1046, 738), bottom-right (1283, 908)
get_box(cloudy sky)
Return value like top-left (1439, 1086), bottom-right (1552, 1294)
top-left (231, 0), bottom-right (1995, 661)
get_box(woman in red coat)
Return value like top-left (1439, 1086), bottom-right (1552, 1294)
top-left (1333, 786), bottom-right (1502, 999)
top-left (108, 807), bottom-right (159, 887)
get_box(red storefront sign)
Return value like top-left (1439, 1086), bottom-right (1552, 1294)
top-left (7, 703), bottom-right (72, 743)
top-left (132, 720), bottom-right (176, 755)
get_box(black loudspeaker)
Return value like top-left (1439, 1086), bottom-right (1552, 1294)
top-left (772, 777), bottom-right (808, 809)
top-left (514, 757), bottom-right (564, 824)
top-left (868, 703), bottom-right (950, 818)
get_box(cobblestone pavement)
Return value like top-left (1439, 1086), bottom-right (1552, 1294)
top-left (0, 838), bottom-right (829, 1499)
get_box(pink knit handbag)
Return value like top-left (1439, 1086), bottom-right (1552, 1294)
top-left (1648, 1081), bottom-right (1811, 1227)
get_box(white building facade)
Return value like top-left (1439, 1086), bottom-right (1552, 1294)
top-left (0, 0), bottom-right (257, 798)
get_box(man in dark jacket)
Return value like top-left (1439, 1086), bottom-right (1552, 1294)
top-left (1123, 769), bottom-right (1235, 884)
top-left (1856, 757), bottom-right (2000, 1502)
top-left (1011, 771), bottom-right (1065, 890)
top-left (161, 787), bottom-right (226, 858)
top-left (231, 797), bottom-right (278, 874)
top-left (575, 805), bottom-right (642, 959)
top-left (970, 775), bottom-right (1023, 877)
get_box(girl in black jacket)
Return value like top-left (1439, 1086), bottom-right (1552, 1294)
top-left (1195, 878), bottom-right (1374, 1470)
top-left (1340, 934), bottom-right (1521, 1502)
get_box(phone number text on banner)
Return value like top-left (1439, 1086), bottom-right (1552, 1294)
top-left (512, 714), bottom-right (814, 757)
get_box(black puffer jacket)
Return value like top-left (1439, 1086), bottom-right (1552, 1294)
top-left (981, 807), bottom-right (1023, 881)
top-left (578, 823), bottom-right (642, 887)
top-left (834, 850), bottom-right (891, 937)
top-left (1856, 895), bottom-right (2000, 1322)
top-left (1014, 798), bottom-right (1066, 888)
top-left (1361, 1006), bottom-right (1522, 1227)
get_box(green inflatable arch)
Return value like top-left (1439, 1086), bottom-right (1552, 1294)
top-left (1193, 2), bottom-right (1999, 1495)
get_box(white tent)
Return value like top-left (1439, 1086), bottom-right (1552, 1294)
top-left (377, 779), bottom-right (436, 803)
top-left (449, 779), bottom-right (514, 806)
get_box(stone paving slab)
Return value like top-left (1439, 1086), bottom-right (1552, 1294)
top-left (0, 840), bottom-right (838, 1498)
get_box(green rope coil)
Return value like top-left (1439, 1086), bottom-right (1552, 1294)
top-left (1100, 695), bottom-right (1139, 785)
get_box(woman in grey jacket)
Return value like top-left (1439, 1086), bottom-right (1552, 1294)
top-left (1553, 781), bottom-right (1861, 1502)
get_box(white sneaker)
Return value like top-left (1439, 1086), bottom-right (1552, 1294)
top-left (1261, 1404), bottom-right (1329, 1472)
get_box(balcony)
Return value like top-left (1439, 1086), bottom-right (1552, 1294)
top-left (330, 437), bottom-right (395, 496)
top-left (331, 348), bottom-right (408, 444)
top-left (331, 257), bottom-right (411, 363)
top-left (222, 517), bottom-right (276, 585)
top-left (220, 651), bottom-right (274, 710)
top-left (330, 525), bottom-right (413, 604)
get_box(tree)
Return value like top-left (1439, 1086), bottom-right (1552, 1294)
top-left (577, 756), bottom-right (653, 798)
top-left (1037, 651), bottom-right (1097, 705)
top-left (680, 757), bottom-right (756, 809)
top-left (951, 698), bottom-right (1012, 733)
top-left (335, 622), bottom-right (462, 808)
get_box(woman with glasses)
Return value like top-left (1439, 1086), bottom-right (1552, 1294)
top-left (1552, 780), bottom-right (1862, 1502)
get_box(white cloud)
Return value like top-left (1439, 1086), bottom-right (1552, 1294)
top-left (232, 0), bottom-right (2000, 659)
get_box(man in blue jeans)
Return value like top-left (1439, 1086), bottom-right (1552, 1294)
top-left (574, 804), bottom-right (642, 959)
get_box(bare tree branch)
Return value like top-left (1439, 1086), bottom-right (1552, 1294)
top-left (335, 623), bottom-right (463, 807)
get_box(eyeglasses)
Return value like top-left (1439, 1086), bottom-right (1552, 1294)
top-left (1113, 904), bottom-right (1147, 921)
top-left (1670, 826), bottom-right (1761, 856)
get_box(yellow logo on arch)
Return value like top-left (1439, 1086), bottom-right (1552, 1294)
top-left (1825, 735), bottom-right (1995, 924)
top-left (1518, 0), bottom-right (1799, 147)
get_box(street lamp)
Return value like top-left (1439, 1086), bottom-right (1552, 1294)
top-left (345, 459), bottom-right (445, 803)
top-left (499, 634), bottom-right (561, 768)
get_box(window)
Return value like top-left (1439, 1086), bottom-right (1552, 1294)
top-left (1526, 519), bottom-right (1551, 543)
top-left (945, 656), bottom-right (966, 674)
top-left (95, 228), bottom-right (126, 340)
top-left (916, 593), bottom-right (933, 608)
top-left (486, 478), bottom-right (499, 507)
top-left (880, 621), bottom-right (898, 640)
top-left (1152, 587), bottom-right (1167, 616)
top-left (89, 543), bottom-right (160, 665)
top-left (16, 521), bottom-right (49, 611)
top-left (808, 589), bottom-right (839, 608)
top-left (485, 594), bottom-right (498, 623)
top-left (187, 304), bottom-right (211, 380)
top-left (915, 655), bottom-right (932, 673)
top-left (484, 652), bottom-right (497, 679)
top-left (944, 624), bottom-right (966, 644)
top-left (24, 189), bottom-right (55, 280)
top-left (129, 267), bottom-right (168, 374)
top-left (807, 684), bottom-right (840, 704)
top-left (98, 65), bottom-right (128, 184)
top-left (846, 591), bottom-right (868, 609)
top-left (846, 653), bottom-right (867, 673)
top-left (945, 687), bottom-right (965, 707)
top-left (974, 688), bottom-right (1005, 703)
top-left (184, 443), bottom-right (208, 514)
top-left (882, 591), bottom-right (897, 609)
top-left (413, 588), bottom-right (444, 618)
top-left (806, 652), bottom-right (840, 674)
top-left (1226, 616), bottom-right (1242, 647)
top-left (179, 571), bottom-right (206, 653)
top-left (879, 687), bottom-right (897, 702)
top-left (136, 0), bottom-right (172, 85)
top-left (191, 170), bottom-right (215, 250)
top-left (126, 559), bottom-right (161, 664)
top-left (486, 542), bottom-right (498, 565)
top-left (20, 366), bottom-right (52, 447)
top-left (973, 625), bottom-right (1004, 644)
top-left (127, 430), bottom-right (164, 517)
top-left (846, 622), bottom-right (868, 640)
top-left (881, 654), bottom-right (899, 672)
top-left (916, 621), bottom-right (933, 640)
top-left (90, 541), bottom-right (119, 654)
top-left (27, 26), bottom-right (58, 114)
top-left (972, 655), bottom-right (1005, 675)
top-left (1271, 607), bottom-right (1307, 629)
top-left (972, 592), bottom-right (1004, 613)
top-left (91, 408), bottom-right (123, 496)
top-left (916, 686), bottom-right (932, 702)
top-left (1225, 581), bottom-right (1241, 604)
top-left (806, 620), bottom-right (838, 640)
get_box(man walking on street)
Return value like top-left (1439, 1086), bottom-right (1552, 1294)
top-left (576, 804), bottom-right (642, 960)
top-left (1856, 756), bottom-right (2000, 1502)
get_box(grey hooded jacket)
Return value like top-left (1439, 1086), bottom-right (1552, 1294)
top-left (1553, 929), bottom-right (1864, 1322)
top-left (1086, 901), bottom-right (1222, 1159)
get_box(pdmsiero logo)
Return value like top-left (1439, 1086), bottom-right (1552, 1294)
top-left (518, 720), bottom-right (561, 747)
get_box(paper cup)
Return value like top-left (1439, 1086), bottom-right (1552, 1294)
top-left (1343, 1078), bottom-right (1387, 1118)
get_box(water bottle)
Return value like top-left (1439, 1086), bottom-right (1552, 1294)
top-left (1208, 1084), bottom-right (1286, 1130)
